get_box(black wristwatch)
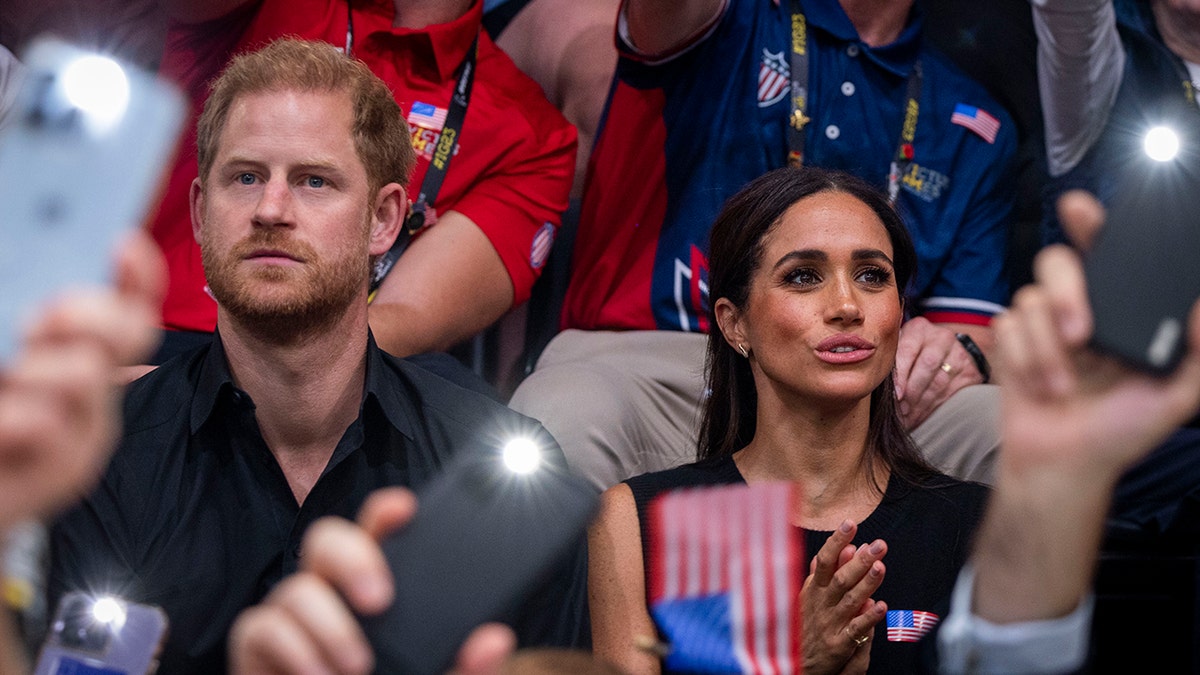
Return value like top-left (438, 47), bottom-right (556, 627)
top-left (955, 333), bottom-right (990, 384)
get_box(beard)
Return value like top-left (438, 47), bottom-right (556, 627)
top-left (201, 225), bottom-right (371, 343)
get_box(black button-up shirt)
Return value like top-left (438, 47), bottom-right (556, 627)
top-left (48, 335), bottom-right (587, 673)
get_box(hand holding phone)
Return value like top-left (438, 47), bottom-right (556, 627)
top-left (34, 592), bottom-right (168, 675)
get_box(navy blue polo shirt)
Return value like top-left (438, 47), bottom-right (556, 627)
top-left (565, 0), bottom-right (1017, 333)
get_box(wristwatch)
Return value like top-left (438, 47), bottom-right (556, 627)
top-left (955, 333), bottom-right (990, 384)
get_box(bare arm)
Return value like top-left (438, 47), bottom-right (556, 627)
top-left (588, 483), bottom-right (662, 675)
top-left (623, 0), bottom-right (724, 56)
top-left (973, 192), bottom-right (1200, 623)
top-left (368, 210), bottom-right (514, 357)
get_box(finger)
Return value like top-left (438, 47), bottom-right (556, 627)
top-left (993, 305), bottom-right (1037, 394)
top-left (114, 231), bottom-right (168, 313)
top-left (833, 549), bottom-right (887, 616)
top-left (28, 289), bottom-right (159, 367)
top-left (357, 486), bottom-right (418, 541)
top-left (1163, 298), bottom-right (1200, 422)
top-left (1008, 285), bottom-right (1074, 398)
top-left (266, 573), bottom-right (375, 674)
top-left (1056, 190), bottom-right (1106, 253)
top-left (893, 319), bottom-right (929, 399)
top-left (1032, 245), bottom-right (1093, 346)
top-left (228, 603), bottom-right (340, 675)
top-left (301, 517), bottom-right (394, 614)
top-left (811, 520), bottom-right (857, 587)
top-left (843, 598), bottom-right (887, 648)
top-left (450, 623), bottom-right (516, 675)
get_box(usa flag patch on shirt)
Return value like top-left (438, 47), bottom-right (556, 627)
top-left (886, 609), bottom-right (940, 642)
top-left (407, 101), bottom-right (448, 130)
top-left (950, 104), bottom-right (1000, 144)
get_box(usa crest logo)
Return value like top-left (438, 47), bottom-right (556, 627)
top-left (758, 49), bottom-right (790, 108)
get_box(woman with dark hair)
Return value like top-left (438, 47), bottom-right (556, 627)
top-left (588, 167), bottom-right (988, 675)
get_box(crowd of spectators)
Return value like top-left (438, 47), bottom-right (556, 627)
top-left (2, 0), bottom-right (1200, 673)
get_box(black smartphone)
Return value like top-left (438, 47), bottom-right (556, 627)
top-left (358, 441), bottom-right (597, 675)
top-left (1084, 128), bottom-right (1200, 374)
top-left (0, 37), bottom-right (185, 361)
top-left (34, 592), bottom-right (168, 675)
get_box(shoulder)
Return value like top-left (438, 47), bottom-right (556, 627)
top-left (476, 33), bottom-right (574, 138)
top-left (918, 46), bottom-right (1016, 143)
top-left (898, 473), bottom-right (990, 526)
top-left (121, 349), bottom-right (205, 437)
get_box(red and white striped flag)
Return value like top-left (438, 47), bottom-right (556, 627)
top-left (648, 481), bottom-right (803, 674)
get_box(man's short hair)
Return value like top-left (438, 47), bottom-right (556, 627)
top-left (196, 38), bottom-right (416, 195)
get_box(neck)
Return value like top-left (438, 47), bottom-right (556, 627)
top-left (839, 0), bottom-right (913, 48)
top-left (734, 391), bottom-right (884, 529)
top-left (1154, 0), bottom-right (1200, 66)
top-left (218, 306), bottom-right (370, 504)
top-left (392, 0), bottom-right (473, 29)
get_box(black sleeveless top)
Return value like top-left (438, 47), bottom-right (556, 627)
top-left (625, 455), bottom-right (989, 675)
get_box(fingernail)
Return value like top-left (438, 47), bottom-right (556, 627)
top-left (839, 520), bottom-right (853, 534)
top-left (869, 564), bottom-right (882, 578)
top-left (869, 541), bottom-right (885, 555)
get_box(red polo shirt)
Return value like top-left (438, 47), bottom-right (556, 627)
top-left (152, 0), bottom-right (576, 332)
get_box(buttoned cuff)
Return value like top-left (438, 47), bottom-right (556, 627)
top-left (937, 564), bottom-right (1092, 674)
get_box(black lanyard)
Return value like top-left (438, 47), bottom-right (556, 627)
top-left (787, 1), bottom-right (922, 205)
top-left (345, 4), bottom-right (481, 298)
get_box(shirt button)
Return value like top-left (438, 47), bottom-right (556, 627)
top-left (841, 81), bottom-right (856, 97)
top-left (825, 124), bottom-right (841, 140)
top-left (847, 44), bottom-right (860, 57)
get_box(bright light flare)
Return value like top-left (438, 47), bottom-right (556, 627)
top-left (62, 55), bottom-right (129, 128)
top-left (91, 596), bottom-right (126, 626)
top-left (502, 437), bottom-right (542, 475)
top-left (1143, 126), bottom-right (1180, 162)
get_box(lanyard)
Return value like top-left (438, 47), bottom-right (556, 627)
top-left (345, 4), bottom-right (481, 299)
top-left (787, 1), bottom-right (922, 205)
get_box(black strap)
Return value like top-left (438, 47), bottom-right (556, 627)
top-left (786, 1), bottom-right (922, 205)
top-left (368, 32), bottom-right (480, 299)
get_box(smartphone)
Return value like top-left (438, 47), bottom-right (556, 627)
top-left (358, 442), bottom-right (597, 675)
top-left (34, 592), bottom-right (168, 675)
top-left (1084, 131), bottom-right (1200, 374)
top-left (0, 37), bottom-right (186, 361)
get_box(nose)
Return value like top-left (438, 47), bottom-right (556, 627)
top-left (825, 276), bottom-right (864, 325)
top-left (252, 177), bottom-right (294, 228)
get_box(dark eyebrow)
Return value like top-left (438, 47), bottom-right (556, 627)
top-left (771, 248), bottom-right (893, 270)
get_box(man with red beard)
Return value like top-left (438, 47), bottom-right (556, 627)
top-left (44, 38), bottom-right (586, 674)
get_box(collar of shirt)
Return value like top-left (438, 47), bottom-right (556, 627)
top-left (801, 0), bottom-right (924, 78)
top-left (357, 0), bottom-right (483, 83)
top-left (189, 330), bottom-right (418, 442)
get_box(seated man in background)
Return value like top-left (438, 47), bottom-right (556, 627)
top-left (510, 0), bottom-right (1019, 492)
top-left (46, 39), bottom-right (585, 674)
top-left (148, 0), bottom-right (576, 363)
top-left (0, 234), bottom-right (165, 673)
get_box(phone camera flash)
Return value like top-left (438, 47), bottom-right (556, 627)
top-left (91, 596), bottom-right (126, 627)
top-left (1143, 126), bottom-right (1180, 163)
top-left (62, 55), bottom-right (130, 129)
top-left (502, 438), bottom-right (541, 475)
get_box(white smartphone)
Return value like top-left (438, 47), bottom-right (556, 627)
top-left (0, 37), bottom-right (186, 361)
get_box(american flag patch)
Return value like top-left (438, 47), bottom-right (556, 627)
top-left (886, 609), bottom-right (940, 642)
top-left (649, 482), bottom-right (802, 674)
top-left (529, 222), bottom-right (554, 269)
top-left (758, 49), bottom-right (790, 108)
top-left (950, 104), bottom-right (1000, 144)
top-left (407, 101), bottom-right (448, 130)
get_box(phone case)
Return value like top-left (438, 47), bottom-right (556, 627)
top-left (34, 592), bottom-right (168, 675)
top-left (359, 450), bottom-right (597, 675)
top-left (0, 37), bottom-right (185, 360)
top-left (1084, 141), bottom-right (1200, 374)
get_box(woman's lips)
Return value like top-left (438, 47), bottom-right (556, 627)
top-left (815, 334), bottom-right (876, 364)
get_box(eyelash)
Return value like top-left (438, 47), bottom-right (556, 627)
top-left (783, 266), bottom-right (892, 287)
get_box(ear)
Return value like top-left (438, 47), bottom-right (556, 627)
top-left (189, 178), bottom-right (206, 244)
top-left (714, 297), bottom-right (748, 353)
top-left (368, 183), bottom-right (407, 256)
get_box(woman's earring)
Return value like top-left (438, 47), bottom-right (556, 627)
top-left (738, 344), bottom-right (749, 358)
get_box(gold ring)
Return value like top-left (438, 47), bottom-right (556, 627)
top-left (853, 633), bottom-right (870, 646)
top-left (940, 362), bottom-right (954, 375)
